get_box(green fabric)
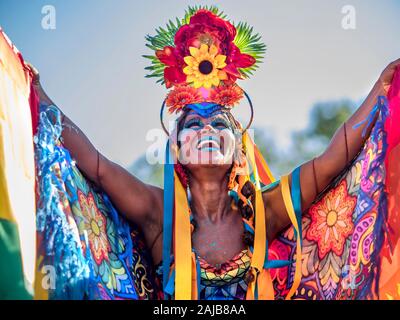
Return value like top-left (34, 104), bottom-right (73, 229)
top-left (0, 218), bottom-right (33, 300)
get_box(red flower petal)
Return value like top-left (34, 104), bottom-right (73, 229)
top-left (234, 53), bottom-right (256, 69)
top-left (228, 43), bottom-right (256, 68)
top-left (224, 63), bottom-right (242, 79)
top-left (174, 25), bottom-right (191, 49)
top-left (190, 10), bottom-right (236, 41)
top-left (164, 67), bottom-right (186, 88)
top-left (156, 46), bottom-right (179, 67)
top-left (174, 10), bottom-right (236, 58)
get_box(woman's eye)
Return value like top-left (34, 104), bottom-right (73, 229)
top-left (213, 121), bottom-right (228, 129)
top-left (185, 121), bottom-right (202, 129)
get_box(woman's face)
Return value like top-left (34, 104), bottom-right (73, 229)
top-left (177, 111), bottom-right (237, 167)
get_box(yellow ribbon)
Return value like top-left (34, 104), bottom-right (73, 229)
top-left (258, 268), bottom-right (275, 300)
top-left (174, 171), bottom-right (193, 300)
top-left (281, 174), bottom-right (302, 300)
top-left (243, 132), bottom-right (268, 300)
top-left (34, 255), bottom-right (48, 300)
top-left (173, 132), bottom-right (277, 300)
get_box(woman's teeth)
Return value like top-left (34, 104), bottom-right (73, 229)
top-left (197, 138), bottom-right (220, 150)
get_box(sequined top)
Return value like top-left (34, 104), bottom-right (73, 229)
top-left (156, 249), bottom-right (252, 300)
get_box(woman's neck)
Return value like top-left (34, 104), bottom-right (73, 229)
top-left (188, 167), bottom-right (232, 223)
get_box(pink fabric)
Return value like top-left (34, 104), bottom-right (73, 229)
top-left (385, 66), bottom-right (400, 155)
top-left (382, 66), bottom-right (400, 260)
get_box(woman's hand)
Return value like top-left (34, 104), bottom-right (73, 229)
top-left (25, 62), bottom-right (40, 85)
top-left (380, 58), bottom-right (400, 94)
top-left (24, 62), bottom-right (55, 105)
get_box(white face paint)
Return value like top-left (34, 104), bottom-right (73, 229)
top-left (177, 112), bottom-right (237, 166)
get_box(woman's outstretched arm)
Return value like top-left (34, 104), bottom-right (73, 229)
top-left (61, 115), bottom-right (163, 228)
top-left (265, 59), bottom-right (400, 241)
top-left (30, 66), bottom-right (163, 238)
top-left (298, 59), bottom-right (400, 213)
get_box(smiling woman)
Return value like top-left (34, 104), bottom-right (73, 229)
top-left (177, 109), bottom-right (239, 166)
top-left (2, 4), bottom-right (400, 301)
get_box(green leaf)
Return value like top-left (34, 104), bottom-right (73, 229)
top-left (234, 22), bottom-right (267, 78)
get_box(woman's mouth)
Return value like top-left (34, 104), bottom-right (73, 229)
top-left (197, 136), bottom-right (221, 152)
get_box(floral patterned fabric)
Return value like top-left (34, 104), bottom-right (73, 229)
top-left (155, 106), bottom-right (394, 300)
top-left (269, 108), bottom-right (389, 300)
top-left (35, 106), bottom-right (158, 300)
top-left (35, 102), bottom-right (396, 300)
top-left (68, 166), bottom-right (157, 300)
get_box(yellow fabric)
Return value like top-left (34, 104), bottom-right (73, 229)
top-left (258, 268), bottom-right (275, 300)
top-left (281, 174), bottom-right (302, 300)
top-left (33, 255), bottom-right (48, 300)
top-left (174, 171), bottom-right (194, 300)
top-left (243, 132), bottom-right (268, 299)
top-left (0, 30), bottom-right (37, 296)
top-left (245, 268), bottom-right (257, 300)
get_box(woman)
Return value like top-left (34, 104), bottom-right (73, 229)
top-left (29, 7), bottom-right (400, 300)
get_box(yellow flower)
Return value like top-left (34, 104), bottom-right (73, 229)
top-left (183, 44), bottom-right (228, 89)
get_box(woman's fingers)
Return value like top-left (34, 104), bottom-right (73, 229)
top-left (380, 58), bottom-right (400, 93)
top-left (386, 58), bottom-right (400, 74)
top-left (390, 58), bottom-right (400, 68)
top-left (24, 62), bottom-right (40, 84)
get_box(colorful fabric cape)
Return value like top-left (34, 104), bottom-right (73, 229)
top-left (1, 28), bottom-right (399, 300)
top-left (0, 29), bottom-right (36, 299)
top-left (34, 104), bottom-right (158, 300)
top-left (269, 90), bottom-right (399, 299)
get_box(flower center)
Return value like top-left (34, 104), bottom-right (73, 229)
top-left (199, 60), bottom-right (213, 75)
top-left (326, 211), bottom-right (338, 227)
top-left (199, 34), bottom-right (214, 47)
top-left (91, 219), bottom-right (100, 236)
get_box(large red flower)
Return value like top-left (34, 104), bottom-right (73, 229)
top-left (157, 10), bottom-right (256, 87)
top-left (156, 46), bottom-right (186, 88)
top-left (175, 10), bottom-right (236, 58)
top-left (224, 43), bottom-right (256, 82)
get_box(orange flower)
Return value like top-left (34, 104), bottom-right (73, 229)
top-left (307, 180), bottom-right (356, 259)
top-left (78, 191), bottom-right (111, 265)
top-left (209, 84), bottom-right (244, 107)
top-left (166, 86), bottom-right (202, 113)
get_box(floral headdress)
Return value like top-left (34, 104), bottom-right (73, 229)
top-left (144, 6), bottom-right (266, 122)
top-left (145, 6), bottom-right (302, 301)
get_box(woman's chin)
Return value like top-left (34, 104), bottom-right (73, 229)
top-left (197, 149), bottom-right (232, 166)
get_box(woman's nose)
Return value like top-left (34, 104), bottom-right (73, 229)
top-left (201, 124), bottom-right (217, 133)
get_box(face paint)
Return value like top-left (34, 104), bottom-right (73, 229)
top-left (178, 112), bottom-right (237, 166)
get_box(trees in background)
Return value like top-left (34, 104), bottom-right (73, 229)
top-left (257, 99), bottom-right (356, 176)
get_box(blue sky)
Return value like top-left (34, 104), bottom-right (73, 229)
top-left (1, 0), bottom-right (399, 167)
